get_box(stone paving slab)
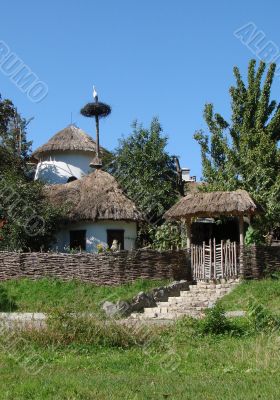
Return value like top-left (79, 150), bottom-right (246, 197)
top-left (0, 309), bottom-right (246, 330)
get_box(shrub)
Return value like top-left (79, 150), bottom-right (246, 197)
top-left (0, 285), bottom-right (17, 311)
top-left (247, 298), bottom-right (280, 332)
top-left (151, 222), bottom-right (187, 251)
top-left (245, 226), bottom-right (264, 246)
top-left (198, 304), bottom-right (233, 335)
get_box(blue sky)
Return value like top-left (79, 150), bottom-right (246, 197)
top-left (1, 0), bottom-right (280, 179)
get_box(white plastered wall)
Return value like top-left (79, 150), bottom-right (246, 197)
top-left (34, 151), bottom-right (94, 184)
top-left (52, 220), bottom-right (138, 252)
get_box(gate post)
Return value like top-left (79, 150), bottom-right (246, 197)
top-left (213, 238), bottom-right (216, 279)
top-left (209, 238), bottom-right (212, 280)
top-left (239, 216), bottom-right (244, 246)
top-left (221, 240), bottom-right (224, 278)
top-left (186, 219), bottom-right (191, 249)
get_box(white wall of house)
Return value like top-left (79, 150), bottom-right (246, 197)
top-left (52, 220), bottom-right (138, 252)
top-left (182, 168), bottom-right (196, 182)
top-left (35, 151), bottom-right (94, 184)
top-left (182, 169), bottom-right (190, 182)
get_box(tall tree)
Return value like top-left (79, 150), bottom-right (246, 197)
top-left (108, 118), bottom-right (179, 223)
top-left (0, 94), bottom-right (64, 250)
top-left (0, 95), bottom-right (32, 166)
top-left (194, 60), bottom-right (280, 235)
top-left (0, 171), bottom-right (64, 251)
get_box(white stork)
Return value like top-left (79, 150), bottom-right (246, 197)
top-left (92, 86), bottom-right (98, 103)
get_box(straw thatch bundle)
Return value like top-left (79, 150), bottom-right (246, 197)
top-left (32, 125), bottom-right (107, 160)
top-left (44, 169), bottom-right (144, 222)
top-left (164, 189), bottom-right (260, 220)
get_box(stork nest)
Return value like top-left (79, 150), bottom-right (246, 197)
top-left (80, 102), bottom-right (111, 118)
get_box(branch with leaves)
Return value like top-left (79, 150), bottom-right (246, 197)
top-left (194, 60), bottom-right (280, 235)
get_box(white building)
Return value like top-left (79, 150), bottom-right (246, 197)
top-left (181, 168), bottom-right (196, 182)
top-left (32, 125), bottom-right (143, 252)
top-left (33, 125), bottom-right (108, 184)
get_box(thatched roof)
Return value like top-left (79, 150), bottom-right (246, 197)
top-left (164, 190), bottom-right (260, 220)
top-left (32, 125), bottom-right (107, 159)
top-left (44, 169), bottom-right (144, 222)
top-left (184, 181), bottom-right (206, 193)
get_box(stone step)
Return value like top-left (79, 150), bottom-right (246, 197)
top-left (142, 311), bottom-right (202, 320)
top-left (168, 299), bottom-right (210, 306)
top-left (130, 279), bottom-right (240, 321)
top-left (180, 289), bottom-right (223, 295)
top-left (170, 306), bottom-right (204, 311)
top-left (156, 301), bottom-right (170, 307)
top-left (143, 305), bottom-right (218, 317)
top-left (180, 292), bottom-right (222, 299)
top-left (163, 294), bottom-right (226, 305)
top-left (143, 307), bottom-right (159, 314)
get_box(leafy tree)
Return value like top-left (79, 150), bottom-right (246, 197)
top-left (0, 95), bottom-right (32, 167)
top-left (194, 60), bottom-right (280, 236)
top-left (0, 171), bottom-right (64, 251)
top-left (150, 221), bottom-right (187, 250)
top-left (108, 118), bottom-right (180, 223)
top-left (0, 94), bottom-right (64, 250)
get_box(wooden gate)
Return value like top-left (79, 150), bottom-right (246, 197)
top-left (191, 239), bottom-right (239, 280)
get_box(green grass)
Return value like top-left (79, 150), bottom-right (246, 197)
top-left (0, 278), bottom-right (170, 313)
top-left (1, 279), bottom-right (280, 399)
top-left (0, 325), bottom-right (280, 399)
top-left (219, 278), bottom-right (280, 314)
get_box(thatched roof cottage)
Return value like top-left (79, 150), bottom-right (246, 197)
top-left (33, 125), bottom-right (143, 252)
top-left (33, 124), bottom-right (108, 184)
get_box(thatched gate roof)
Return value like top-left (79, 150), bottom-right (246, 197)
top-left (45, 170), bottom-right (144, 222)
top-left (32, 125), bottom-right (107, 160)
top-left (164, 189), bottom-right (260, 220)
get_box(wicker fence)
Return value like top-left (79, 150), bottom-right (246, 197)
top-left (0, 245), bottom-right (278, 285)
top-left (191, 243), bottom-right (280, 280)
top-left (242, 245), bottom-right (280, 279)
top-left (0, 249), bottom-right (191, 285)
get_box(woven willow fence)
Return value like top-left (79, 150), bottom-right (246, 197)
top-left (242, 245), bottom-right (280, 279)
top-left (0, 245), bottom-right (278, 285)
top-left (0, 249), bottom-right (191, 285)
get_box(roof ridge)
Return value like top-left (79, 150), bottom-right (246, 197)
top-left (44, 169), bottom-right (144, 222)
top-left (32, 125), bottom-right (107, 159)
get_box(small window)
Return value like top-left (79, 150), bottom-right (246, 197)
top-left (107, 229), bottom-right (124, 250)
top-left (67, 176), bottom-right (77, 183)
top-left (70, 230), bottom-right (86, 251)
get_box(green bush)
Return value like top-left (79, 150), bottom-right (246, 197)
top-left (151, 221), bottom-right (187, 250)
top-left (247, 298), bottom-right (280, 332)
top-left (198, 304), bottom-right (233, 335)
top-left (245, 226), bottom-right (264, 246)
top-left (0, 285), bottom-right (17, 311)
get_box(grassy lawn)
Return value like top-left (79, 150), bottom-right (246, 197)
top-left (0, 278), bottom-right (280, 399)
top-left (219, 278), bottom-right (280, 314)
top-left (0, 327), bottom-right (280, 399)
top-left (0, 278), bottom-right (170, 313)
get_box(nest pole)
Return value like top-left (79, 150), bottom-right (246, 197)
top-left (80, 90), bottom-right (111, 169)
top-left (95, 115), bottom-right (100, 160)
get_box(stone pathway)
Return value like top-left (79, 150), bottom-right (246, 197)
top-left (130, 279), bottom-right (240, 320)
top-left (0, 312), bottom-right (46, 329)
